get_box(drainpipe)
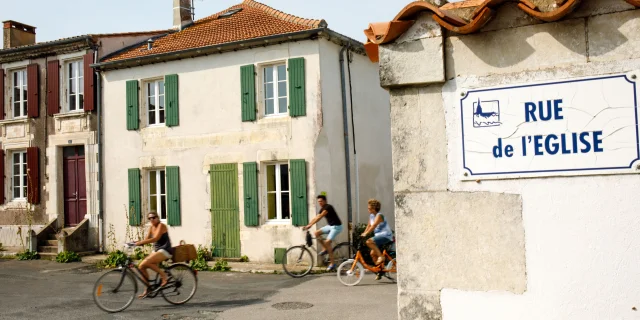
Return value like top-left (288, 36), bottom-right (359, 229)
top-left (94, 49), bottom-right (104, 253)
top-left (346, 50), bottom-right (359, 227)
top-left (339, 44), bottom-right (353, 238)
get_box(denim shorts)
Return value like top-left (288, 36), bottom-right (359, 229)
top-left (372, 235), bottom-right (393, 248)
top-left (320, 225), bottom-right (343, 241)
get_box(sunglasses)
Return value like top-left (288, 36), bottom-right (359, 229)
top-left (148, 216), bottom-right (158, 220)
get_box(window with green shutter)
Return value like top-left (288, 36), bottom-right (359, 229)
top-left (288, 58), bottom-right (306, 117)
top-left (165, 74), bottom-right (179, 127)
top-left (243, 162), bottom-right (259, 226)
top-left (126, 80), bottom-right (139, 130)
top-left (166, 166), bottom-right (181, 226)
top-left (241, 64), bottom-right (256, 122)
top-left (290, 159), bottom-right (308, 226)
top-left (128, 168), bottom-right (141, 226)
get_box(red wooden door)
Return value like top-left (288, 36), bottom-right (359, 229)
top-left (63, 146), bottom-right (86, 226)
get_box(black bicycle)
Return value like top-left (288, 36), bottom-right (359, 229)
top-left (92, 244), bottom-right (198, 313)
top-left (281, 231), bottom-right (356, 278)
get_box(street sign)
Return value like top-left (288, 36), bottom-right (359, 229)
top-left (459, 71), bottom-right (639, 180)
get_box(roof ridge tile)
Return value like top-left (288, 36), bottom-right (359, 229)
top-left (243, 0), bottom-right (325, 28)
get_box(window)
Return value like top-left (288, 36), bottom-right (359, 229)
top-left (266, 163), bottom-right (290, 221)
top-left (12, 151), bottom-right (27, 200)
top-left (148, 169), bottom-right (167, 221)
top-left (12, 69), bottom-right (27, 118)
top-left (66, 60), bottom-right (84, 111)
top-left (147, 80), bottom-right (165, 125)
top-left (263, 64), bottom-right (287, 116)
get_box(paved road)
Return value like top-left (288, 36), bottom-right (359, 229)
top-left (0, 259), bottom-right (397, 319)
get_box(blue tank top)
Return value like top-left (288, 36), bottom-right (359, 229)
top-left (370, 212), bottom-right (393, 239)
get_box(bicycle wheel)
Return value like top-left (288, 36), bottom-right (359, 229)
top-left (93, 269), bottom-right (138, 313)
top-left (162, 264), bottom-right (198, 305)
top-left (331, 242), bottom-right (356, 265)
top-left (337, 259), bottom-right (365, 286)
top-left (384, 258), bottom-right (397, 283)
top-left (282, 246), bottom-right (314, 278)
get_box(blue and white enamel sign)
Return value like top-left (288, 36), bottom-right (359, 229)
top-left (460, 71), bottom-right (639, 180)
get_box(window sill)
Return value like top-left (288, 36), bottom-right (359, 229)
top-left (264, 219), bottom-right (292, 226)
top-left (0, 118), bottom-right (29, 126)
top-left (53, 111), bottom-right (88, 120)
top-left (3, 200), bottom-right (33, 210)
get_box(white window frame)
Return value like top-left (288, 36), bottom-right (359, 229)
top-left (147, 168), bottom-right (168, 223)
top-left (12, 69), bottom-right (28, 118)
top-left (65, 59), bottom-right (84, 112)
top-left (265, 162), bottom-right (291, 222)
top-left (11, 150), bottom-right (27, 201)
top-left (262, 63), bottom-right (288, 117)
top-left (148, 169), bottom-right (167, 222)
top-left (146, 79), bottom-right (165, 126)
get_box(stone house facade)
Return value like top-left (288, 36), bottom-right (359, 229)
top-left (0, 20), bottom-right (167, 257)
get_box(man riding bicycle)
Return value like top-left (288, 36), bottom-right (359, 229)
top-left (303, 194), bottom-right (343, 271)
top-left (360, 199), bottom-right (393, 279)
top-left (129, 211), bottom-right (174, 298)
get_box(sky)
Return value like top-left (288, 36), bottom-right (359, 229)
top-left (1, 0), bottom-right (463, 44)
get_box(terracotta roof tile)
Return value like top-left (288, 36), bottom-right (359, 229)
top-left (362, 0), bottom-right (639, 62)
top-left (102, 0), bottom-right (326, 63)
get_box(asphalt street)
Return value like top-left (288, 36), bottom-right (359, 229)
top-left (0, 259), bottom-right (397, 320)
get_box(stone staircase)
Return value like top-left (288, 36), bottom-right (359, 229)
top-left (38, 232), bottom-right (59, 260)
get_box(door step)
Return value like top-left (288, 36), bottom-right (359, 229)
top-left (45, 240), bottom-right (58, 246)
top-left (39, 253), bottom-right (57, 260)
top-left (38, 246), bottom-right (58, 254)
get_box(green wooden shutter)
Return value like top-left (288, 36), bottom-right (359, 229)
top-left (288, 58), bottom-right (306, 117)
top-left (290, 159), bottom-right (308, 226)
top-left (126, 80), bottom-right (139, 130)
top-left (166, 166), bottom-right (181, 226)
top-left (243, 162), bottom-right (259, 226)
top-left (165, 74), bottom-right (179, 127)
top-left (210, 164), bottom-right (241, 258)
top-left (241, 64), bottom-right (256, 122)
top-left (128, 168), bottom-right (141, 226)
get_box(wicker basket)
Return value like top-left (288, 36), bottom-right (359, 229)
top-left (172, 240), bottom-right (197, 263)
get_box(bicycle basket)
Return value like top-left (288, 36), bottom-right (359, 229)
top-left (305, 232), bottom-right (313, 247)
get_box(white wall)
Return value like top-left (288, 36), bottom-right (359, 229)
top-left (102, 41), bottom-right (322, 262)
top-left (317, 40), bottom-right (394, 233)
top-left (382, 5), bottom-right (640, 320)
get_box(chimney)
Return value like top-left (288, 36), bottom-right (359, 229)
top-left (173, 0), bottom-right (193, 30)
top-left (3, 20), bottom-right (36, 49)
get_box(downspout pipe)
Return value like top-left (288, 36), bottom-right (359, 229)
top-left (94, 52), bottom-right (104, 253)
top-left (339, 44), bottom-right (353, 236)
top-left (346, 50), bottom-right (359, 227)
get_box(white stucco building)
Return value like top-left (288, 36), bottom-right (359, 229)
top-left (94, 0), bottom-right (393, 262)
top-left (364, 0), bottom-right (640, 319)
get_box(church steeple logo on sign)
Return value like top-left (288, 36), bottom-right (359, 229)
top-left (473, 98), bottom-right (501, 128)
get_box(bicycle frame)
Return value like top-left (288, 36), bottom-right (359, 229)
top-left (348, 247), bottom-right (396, 274)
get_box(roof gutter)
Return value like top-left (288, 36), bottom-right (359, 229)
top-left (91, 27), bottom-right (365, 71)
top-left (0, 35), bottom-right (93, 55)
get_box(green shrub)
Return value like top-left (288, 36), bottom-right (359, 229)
top-left (104, 250), bottom-right (128, 268)
top-left (55, 251), bottom-right (81, 263)
top-left (16, 250), bottom-right (40, 261)
top-left (131, 247), bottom-right (149, 261)
top-left (189, 246), bottom-right (212, 271)
top-left (240, 255), bottom-right (249, 262)
top-left (212, 259), bottom-right (231, 272)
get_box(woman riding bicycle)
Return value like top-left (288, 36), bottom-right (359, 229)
top-left (360, 199), bottom-right (393, 270)
top-left (130, 211), bottom-right (174, 298)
